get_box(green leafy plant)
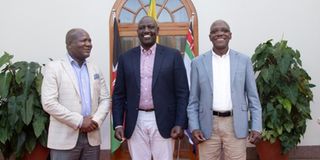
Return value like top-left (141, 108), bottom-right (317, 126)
top-left (0, 52), bottom-right (49, 159)
top-left (251, 39), bottom-right (315, 154)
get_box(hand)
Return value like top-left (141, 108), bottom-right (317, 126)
top-left (192, 129), bottom-right (206, 144)
top-left (170, 126), bottom-right (184, 139)
top-left (80, 116), bottom-right (98, 133)
top-left (248, 130), bottom-right (261, 144)
top-left (114, 127), bottom-right (125, 142)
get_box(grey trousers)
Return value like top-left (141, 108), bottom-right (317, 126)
top-left (50, 133), bottom-right (100, 160)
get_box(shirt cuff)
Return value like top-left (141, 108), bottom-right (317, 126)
top-left (115, 125), bottom-right (123, 129)
top-left (78, 117), bottom-right (84, 128)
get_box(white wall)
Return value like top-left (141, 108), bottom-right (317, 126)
top-left (1, 0), bottom-right (319, 148)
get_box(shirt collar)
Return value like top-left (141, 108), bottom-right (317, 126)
top-left (66, 53), bottom-right (87, 67)
top-left (211, 48), bottom-right (230, 58)
top-left (141, 43), bottom-right (157, 55)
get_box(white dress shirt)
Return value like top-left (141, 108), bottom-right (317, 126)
top-left (212, 49), bottom-right (233, 111)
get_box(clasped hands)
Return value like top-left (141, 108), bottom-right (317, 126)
top-left (80, 116), bottom-right (99, 133)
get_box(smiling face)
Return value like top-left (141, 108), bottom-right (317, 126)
top-left (137, 16), bottom-right (159, 50)
top-left (66, 28), bottom-right (92, 65)
top-left (209, 20), bottom-right (232, 55)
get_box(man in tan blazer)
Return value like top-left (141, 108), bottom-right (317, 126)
top-left (41, 28), bottom-right (110, 160)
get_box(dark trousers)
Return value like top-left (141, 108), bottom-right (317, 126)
top-left (50, 133), bottom-right (100, 160)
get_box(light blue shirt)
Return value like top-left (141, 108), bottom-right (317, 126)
top-left (67, 54), bottom-right (91, 116)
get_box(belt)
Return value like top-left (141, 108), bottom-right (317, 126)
top-left (138, 108), bottom-right (155, 112)
top-left (213, 111), bottom-right (232, 117)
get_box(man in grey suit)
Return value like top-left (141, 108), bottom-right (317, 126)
top-left (187, 20), bottom-right (262, 159)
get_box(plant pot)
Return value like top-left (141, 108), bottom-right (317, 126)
top-left (256, 139), bottom-right (288, 160)
top-left (23, 144), bottom-right (49, 160)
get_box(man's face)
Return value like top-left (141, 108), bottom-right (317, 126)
top-left (209, 21), bottom-right (232, 50)
top-left (67, 30), bottom-right (92, 61)
top-left (137, 17), bottom-right (159, 49)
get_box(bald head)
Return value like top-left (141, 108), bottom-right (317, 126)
top-left (65, 28), bottom-right (89, 45)
top-left (210, 20), bottom-right (230, 33)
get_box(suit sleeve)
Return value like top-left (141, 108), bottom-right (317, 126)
top-left (245, 57), bottom-right (262, 132)
top-left (41, 62), bottom-right (82, 130)
top-left (187, 60), bottom-right (201, 132)
top-left (92, 69), bottom-right (111, 127)
top-left (112, 54), bottom-right (126, 129)
top-left (174, 51), bottom-right (189, 128)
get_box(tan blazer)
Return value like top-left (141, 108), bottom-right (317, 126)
top-left (41, 57), bottom-right (110, 150)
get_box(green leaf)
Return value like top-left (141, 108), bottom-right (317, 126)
top-left (13, 61), bottom-right (28, 84)
top-left (294, 50), bottom-right (302, 66)
top-left (38, 131), bottom-right (48, 147)
top-left (283, 85), bottom-right (298, 105)
top-left (25, 136), bottom-right (36, 153)
top-left (16, 62), bottom-right (37, 97)
top-left (261, 68), bottom-right (273, 83)
top-left (35, 73), bottom-right (43, 95)
top-left (8, 97), bottom-right (19, 126)
top-left (276, 126), bottom-right (283, 135)
top-left (15, 131), bottom-right (26, 158)
top-left (0, 52), bottom-right (13, 68)
top-left (15, 119), bottom-right (25, 133)
top-left (284, 122), bottom-right (294, 132)
top-left (280, 98), bottom-right (292, 113)
top-left (0, 126), bottom-right (8, 143)
top-left (32, 113), bottom-right (46, 138)
top-left (0, 72), bottom-right (12, 98)
top-left (278, 52), bottom-right (291, 74)
top-left (21, 94), bottom-right (34, 125)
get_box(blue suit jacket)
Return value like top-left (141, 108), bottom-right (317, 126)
top-left (112, 44), bottom-right (189, 139)
top-left (187, 49), bottom-right (262, 139)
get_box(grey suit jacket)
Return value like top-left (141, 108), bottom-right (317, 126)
top-left (187, 49), bottom-right (262, 139)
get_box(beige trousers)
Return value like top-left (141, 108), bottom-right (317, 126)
top-left (199, 116), bottom-right (247, 160)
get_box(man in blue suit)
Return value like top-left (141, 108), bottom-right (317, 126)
top-left (112, 16), bottom-right (189, 160)
top-left (187, 20), bottom-right (262, 160)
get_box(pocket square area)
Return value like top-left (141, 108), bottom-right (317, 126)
top-left (94, 74), bottom-right (100, 79)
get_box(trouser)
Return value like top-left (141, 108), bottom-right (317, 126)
top-left (127, 111), bottom-right (174, 160)
top-left (199, 116), bottom-right (246, 160)
top-left (50, 132), bottom-right (100, 160)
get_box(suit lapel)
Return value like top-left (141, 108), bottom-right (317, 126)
top-left (132, 47), bottom-right (141, 89)
top-left (229, 50), bottom-right (237, 85)
top-left (86, 62), bottom-right (94, 100)
top-left (202, 51), bottom-right (213, 90)
top-left (152, 45), bottom-right (165, 88)
top-left (61, 58), bottom-right (80, 96)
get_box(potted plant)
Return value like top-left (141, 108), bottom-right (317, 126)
top-left (0, 52), bottom-right (49, 160)
top-left (251, 40), bottom-right (315, 159)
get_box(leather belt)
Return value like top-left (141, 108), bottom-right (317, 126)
top-left (213, 111), bottom-right (232, 117)
top-left (138, 108), bottom-right (155, 112)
